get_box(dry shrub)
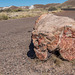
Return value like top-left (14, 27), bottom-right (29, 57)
top-left (0, 14), bottom-right (8, 20)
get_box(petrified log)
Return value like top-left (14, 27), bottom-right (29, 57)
top-left (32, 14), bottom-right (75, 61)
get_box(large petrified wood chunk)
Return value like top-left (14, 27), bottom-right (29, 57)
top-left (32, 14), bottom-right (75, 61)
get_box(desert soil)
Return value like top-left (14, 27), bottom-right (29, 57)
top-left (54, 10), bottom-right (75, 20)
top-left (0, 11), bottom-right (75, 75)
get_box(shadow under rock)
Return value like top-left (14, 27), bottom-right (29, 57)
top-left (27, 40), bottom-right (36, 59)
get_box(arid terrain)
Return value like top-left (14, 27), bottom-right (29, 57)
top-left (0, 11), bottom-right (75, 75)
top-left (54, 10), bottom-right (75, 20)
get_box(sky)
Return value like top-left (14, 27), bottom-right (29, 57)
top-left (0, 0), bottom-right (67, 7)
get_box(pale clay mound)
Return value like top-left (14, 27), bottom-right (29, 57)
top-left (32, 14), bottom-right (75, 61)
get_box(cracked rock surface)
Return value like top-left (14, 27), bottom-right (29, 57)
top-left (32, 14), bottom-right (75, 61)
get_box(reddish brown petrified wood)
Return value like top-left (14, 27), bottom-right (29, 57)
top-left (32, 14), bottom-right (75, 61)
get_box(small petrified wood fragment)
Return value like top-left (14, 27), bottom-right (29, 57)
top-left (32, 14), bottom-right (75, 61)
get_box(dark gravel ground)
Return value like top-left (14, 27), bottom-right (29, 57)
top-left (54, 10), bottom-right (75, 20)
top-left (0, 11), bottom-right (75, 75)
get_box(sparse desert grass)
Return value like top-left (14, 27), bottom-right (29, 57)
top-left (0, 8), bottom-right (61, 20)
top-left (50, 54), bottom-right (63, 66)
top-left (70, 59), bottom-right (75, 66)
top-left (51, 9), bottom-right (62, 13)
top-left (0, 13), bottom-right (8, 20)
top-left (0, 9), bottom-right (49, 20)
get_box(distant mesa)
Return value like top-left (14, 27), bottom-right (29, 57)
top-left (0, 0), bottom-right (75, 10)
top-left (61, 0), bottom-right (75, 8)
top-left (34, 3), bottom-right (60, 9)
top-left (9, 6), bottom-right (19, 9)
top-left (0, 6), bottom-right (20, 10)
